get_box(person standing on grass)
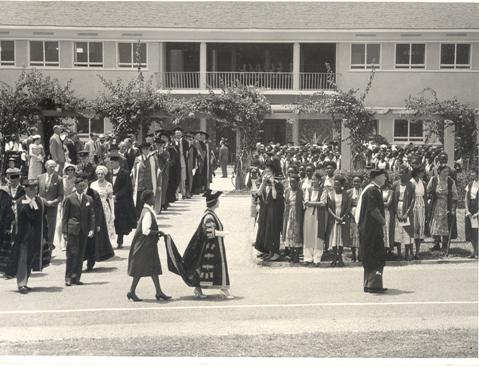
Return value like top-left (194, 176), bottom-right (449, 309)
top-left (356, 169), bottom-right (388, 294)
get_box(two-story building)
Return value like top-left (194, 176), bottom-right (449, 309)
top-left (1, 1), bottom-right (478, 156)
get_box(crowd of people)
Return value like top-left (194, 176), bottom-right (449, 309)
top-left (0, 125), bottom-right (222, 294)
top-left (247, 141), bottom-right (478, 268)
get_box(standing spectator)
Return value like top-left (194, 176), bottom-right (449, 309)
top-left (326, 175), bottom-right (352, 267)
top-left (124, 138), bottom-right (139, 172)
top-left (254, 164), bottom-right (284, 261)
top-left (348, 175), bottom-right (363, 263)
top-left (49, 125), bottom-right (66, 174)
top-left (303, 171), bottom-right (323, 266)
top-left (410, 167), bottom-right (427, 259)
top-left (62, 174), bottom-right (95, 286)
top-left (391, 166), bottom-right (415, 261)
top-left (465, 168), bottom-right (478, 259)
top-left (382, 179), bottom-right (393, 256)
top-left (76, 150), bottom-right (97, 182)
top-left (64, 133), bottom-right (78, 165)
top-left (84, 133), bottom-right (98, 164)
top-left (38, 160), bottom-right (63, 251)
top-left (356, 169), bottom-right (388, 293)
top-left (28, 135), bottom-right (44, 179)
top-left (110, 153), bottom-right (137, 249)
top-left (427, 165), bottom-right (458, 253)
top-left (219, 140), bottom-right (229, 178)
top-left (6, 179), bottom-right (49, 294)
top-left (282, 174), bottom-right (304, 263)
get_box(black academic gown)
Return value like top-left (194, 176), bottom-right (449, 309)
top-left (113, 169), bottom-right (137, 236)
top-left (0, 189), bottom-right (15, 274)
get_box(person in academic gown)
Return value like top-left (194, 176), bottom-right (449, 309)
top-left (173, 127), bottom-right (190, 199)
top-left (110, 153), bottom-right (137, 248)
top-left (356, 169), bottom-right (388, 293)
top-left (127, 190), bottom-right (171, 302)
top-left (5, 179), bottom-right (50, 294)
top-left (166, 136), bottom-right (180, 205)
top-left (156, 131), bottom-right (171, 211)
top-left (0, 184), bottom-right (15, 275)
top-left (131, 142), bottom-right (157, 219)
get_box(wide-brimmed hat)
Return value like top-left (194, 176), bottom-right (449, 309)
top-left (370, 169), bottom-right (387, 179)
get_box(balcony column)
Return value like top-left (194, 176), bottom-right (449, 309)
top-left (293, 42), bottom-right (301, 90)
top-left (292, 117), bottom-right (300, 145)
top-left (444, 120), bottom-right (455, 166)
top-left (200, 118), bottom-right (207, 132)
top-left (200, 42), bottom-right (207, 89)
top-left (341, 119), bottom-right (352, 171)
top-left (158, 42), bottom-right (166, 89)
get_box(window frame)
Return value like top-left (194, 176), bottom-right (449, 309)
top-left (29, 40), bottom-right (60, 67)
top-left (393, 119), bottom-right (424, 143)
top-left (117, 42), bottom-right (148, 69)
top-left (350, 43), bottom-right (381, 70)
top-left (394, 43), bottom-right (426, 69)
top-left (440, 43), bottom-right (471, 70)
top-left (77, 117), bottom-right (105, 138)
top-left (0, 40), bottom-right (15, 67)
top-left (73, 41), bottom-right (104, 68)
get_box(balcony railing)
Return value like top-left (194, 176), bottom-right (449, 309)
top-left (159, 72), bottom-right (336, 90)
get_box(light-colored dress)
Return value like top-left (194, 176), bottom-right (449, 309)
top-left (394, 185), bottom-right (412, 244)
top-left (303, 189), bottom-right (322, 263)
top-left (383, 189), bottom-right (391, 248)
top-left (429, 179), bottom-right (458, 236)
top-left (90, 180), bottom-right (115, 240)
top-left (411, 178), bottom-right (426, 240)
top-left (28, 143), bottom-right (44, 179)
top-left (285, 190), bottom-right (301, 248)
top-left (329, 193), bottom-right (343, 247)
top-left (350, 188), bottom-right (361, 249)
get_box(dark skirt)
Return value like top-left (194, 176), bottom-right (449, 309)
top-left (128, 233), bottom-right (162, 278)
top-left (364, 267), bottom-right (384, 290)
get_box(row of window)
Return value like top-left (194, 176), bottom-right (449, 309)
top-left (0, 40), bottom-right (147, 68)
top-left (351, 43), bottom-right (471, 69)
top-left (0, 40), bottom-right (473, 70)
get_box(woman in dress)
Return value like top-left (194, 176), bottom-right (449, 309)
top-left (254, 163), bottom-right (284, 261)
top-left (28, 135), bottom-right (44, 179)
top-left (326, 175), bottom-right (352, 267)
top-left (54, 164), bottom-right (77, 251)
top-left (182, 189), bottom-right (233, 299)
top-left (303, 171), bottom-right (323, 266)
top-left (464, 169), bottom-right (478, 259)
top-left (427, 165), bottom-right (458, 253)
top-left (382, 178), bottom-right (393, 255)
top-left (127, 190), bottom-right (171, 302)
top-left (347, 175), bottom-right (363, 262)
top-left (282, 174), bottom-right (304, 264)
top-left (410, 166), bottom-right (427, 259)
top-left (90, 165), bottom-right (115, 240)
top-left (391, 166), bottom-right (415, 261)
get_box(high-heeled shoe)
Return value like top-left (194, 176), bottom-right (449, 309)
top-left (222, 289), bottom-right (234, 299)
top-left (156, 293), bottom-right (172, 301)
top-left (194, 288), bottom-right (207, 299)
top-left (127, 292), bottom-right (142, 302)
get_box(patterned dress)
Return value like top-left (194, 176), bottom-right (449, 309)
top-left (411, 178), bottom-right (426, 240)
top-left (329, 193), bottom-right (343, 247)
top-left (382, 189), bottom-right (392, 248)
top-left (429, 179), bottom-right (458, 236)
top-left (90, 180), bottom-right (115, 240)
top-left (394, 185), bottom-right (412, 244)
top-left (284, 190), bottom-right (302, 248)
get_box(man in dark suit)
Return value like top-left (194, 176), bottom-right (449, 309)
top-left (49, 125), bottom-right (66, 174)
top-left (124, 138), bottom-right (139, 172)
top-left (173, 127), bottom-right (190, 199)
top-left (62, 174), bottom-right (95, 286)
top-left (110, 153), bottom-right (137, 248)
top-left (76, 150), bottom-right (96, 182)
top-left (38, 160), bottom-right (63, 250)
top-left (219, 139), bottom-right (230, 178)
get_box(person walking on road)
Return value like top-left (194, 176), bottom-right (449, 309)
top-left (356, 169), bottom-right (388, 293)
top-left (127, 190), bottom-right (171, 302)
top-left (219, 140), bottom-right (229, 178)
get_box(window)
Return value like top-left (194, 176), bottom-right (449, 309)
top-left (77, 117), bottom-right (105, 136)
top-left (118, 42), bottom-right (147, 68)
top-left (29, 41), bottom-right (59, 66)
top-left (394, 119), bottom-right (424, 143)
top-left (440, 43), bottom-right (471, 69)
top-left (0, 40), bottom-right (15, 66)
top-left (351, 44), bottom-right (380, 69)
top-left (74, 42), bottom-right (103, 67)
top-left (395, 44), bottom-right (425, 69)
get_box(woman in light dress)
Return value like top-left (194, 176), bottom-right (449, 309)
top-left (90, 165), bottom-right (115, 240)
top-left (410, 167), bottom-right (427, 259)
top-left (382, 179), bottom-right (393, 255)
top-left (302, 171), bottom-right (323, 266)
top-left (348, 175), bottom-right (363, 263)
top-left (28, 135), bottom-right (44, 179)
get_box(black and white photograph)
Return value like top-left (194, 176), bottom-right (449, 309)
top-left (0, 0), bottom-right (477, 366)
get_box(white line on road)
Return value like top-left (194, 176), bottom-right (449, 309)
top-left (0, 300), bottom-right (476, 315)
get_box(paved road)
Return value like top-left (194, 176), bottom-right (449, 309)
top-left (0, 170), bottom-right (477, 358)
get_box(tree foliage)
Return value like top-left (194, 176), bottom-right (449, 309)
top-left (405, 88), bottom-right (478, 165)
top-left (298, 65), bottom-right (377, 154)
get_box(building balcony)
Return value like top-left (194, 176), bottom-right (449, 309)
top-left (158, 72), bottom-right (337, 91)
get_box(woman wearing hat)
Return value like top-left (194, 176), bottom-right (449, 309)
top-left (181, 189), bottom-right (232, 299)
top-left (28, 135), bottom-right (45, 179)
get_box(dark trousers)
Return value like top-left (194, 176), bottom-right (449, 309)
top-left (363, 267), bottom-right (384, 290)
top-left (65, 232), bottom-right (88, 282)
top-left (220, 161), bottom-right (228, 177)
top-left (45, 206), bottom-right (58, 246)
top-left (136, 190), bottom-right (145, 219)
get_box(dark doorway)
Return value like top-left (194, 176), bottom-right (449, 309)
top-left (261, 119), bottom-right (286, 145)
top-left (215, 125), bottom-right (236, 163)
